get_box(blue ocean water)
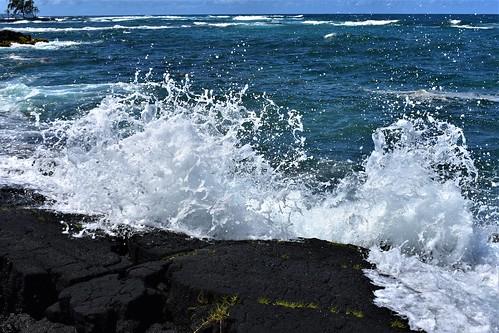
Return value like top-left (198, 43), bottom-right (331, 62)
top-left (0, 14), bottom-right (498, 332)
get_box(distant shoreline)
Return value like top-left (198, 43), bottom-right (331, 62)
top-left (0, 13), bottom-right (497, 20)
top-left (0, 17), bottom-right (56, 23)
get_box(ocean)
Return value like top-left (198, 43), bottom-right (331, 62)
top-left (0, 14), bottom-right (498, 332)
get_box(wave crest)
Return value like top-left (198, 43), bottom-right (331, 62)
top-left (1, 74), bottom-right (484, 267)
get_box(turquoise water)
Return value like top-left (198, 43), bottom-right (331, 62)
top-left (1, 15), bottom-right (498, 177)
top-left (0, 14), bottom-right (498, 332)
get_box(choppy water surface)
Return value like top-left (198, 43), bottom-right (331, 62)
top-left (0, 14), bottom-right (498, 333)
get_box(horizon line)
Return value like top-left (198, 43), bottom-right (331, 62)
top-left (2, 12), bottom-right (498, 17)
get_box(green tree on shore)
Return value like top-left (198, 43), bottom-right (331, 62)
top-left (6, 0), bottom-right (39, 18)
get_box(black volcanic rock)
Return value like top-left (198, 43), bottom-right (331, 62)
top-left (164, 240), bottom-right (408, 333)
top-left (0, 187), bottom-right (416, 333)
top-left (0, 313), bottom-right (76, 333)
top-left (0, 30), bottom-right (48, 47)
top-left (0, 187), bottom-right (47, 207)
top-left (127, 232), bottom-right (210, 264)
top-left (0, 208), bottom-right (131, 318)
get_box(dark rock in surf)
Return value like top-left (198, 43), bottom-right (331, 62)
top-left (0, 30), bottom-right (48, 47)
top-left (0, 187), bottom-right (416, 333)
top-left (0, 206), bottom-right (131, 318)
top-left (127, 231), bottom-right (210, 264)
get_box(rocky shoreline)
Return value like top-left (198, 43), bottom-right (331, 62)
top-left (0, 187), bottom-right (415, 333)
top-left (0, 30), bottom-right (48, 47)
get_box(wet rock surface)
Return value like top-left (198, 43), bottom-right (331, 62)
top-left (0, 187), bottom-right (416, 332)
top-left (0, 30), bottom-right (48, 47)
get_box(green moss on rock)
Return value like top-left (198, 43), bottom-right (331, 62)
top-left (0, 29), bottom-right (48, 47)
top-left (390, 319), bottom-right (408, 330)
top-left (346, 309), bottom-right (365, 319)
top-left (274, 300), bottom-right (319, 310)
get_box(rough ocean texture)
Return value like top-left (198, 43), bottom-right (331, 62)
top-left (0, 14), bottom-right (497, 333)
top-left (0, 188), bottom-right (414, 333)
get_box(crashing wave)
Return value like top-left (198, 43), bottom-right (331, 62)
top-left (0, 74), bottom-right (497, 333)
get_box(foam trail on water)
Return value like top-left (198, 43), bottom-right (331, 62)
top-left (194, 22), bottom-right (242, 28)
top-left (233, 15), bottom-right (272, 21)
top-left (87, 15), bottom-right (191, 22)
top-left (303, 20), bottom-right (332, 25)
top-left (332, 19), bottom-right (399, 26)
top-left (2, 19), bottom-right (54, 24)
top-left (451, 25), bottom-right (493, 30)
top-left (87, 16), bottom-right (154, 22)
top-left (374, 89), bottom-right (499, 103)
top-left (10, 25), bottom-right (177, 33)
top-left (303, 19), bottom-right (399, 26)
top-left (448, 20), bottom-right (494, 30)
top-left (5, 40), bottom-right (96, 50)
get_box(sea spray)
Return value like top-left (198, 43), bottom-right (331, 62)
top-left (366, 247), bottom-right (499, 333)
top-left (0, 74), bottom-right (497, 332)
top-left (1, 73), bottom-right (486, 259)
top-left (10, 73), bottom-right (308, 238)
top-left (291, 116), bottom-right (479, 265)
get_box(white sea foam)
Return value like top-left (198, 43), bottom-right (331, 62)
top-left (324, 33), bottom-right (337, 39)
top-left (291, 117), bottom-right (479, 265)
top-left (0, 76), bottom-right (486, 255)
top-left (0, 80), bottom-right (143, 157)
top-left (10, 25), bottom-right (176, 33)
top-left (3, 54), bottom-right (30, 61)
top-left (194, 22), bottom-right (240, 28)
top-left (0, 75), bottom-right (307, 237)
top-left (448, 19), bottom-right (494, 30)
top-left (233, 15), bottom-right (272, 21)
top-left (1, 18), bottom-right (67, 24)
top-left (450, 24), bottom-right (493, 30)
top-left (366, 247), bottom-right (499, 333)
top-left (4, 19), bottom-right (45, 24)
top-left (303, 20), bottom-right (332, 25)
top-left (88, 16), bottom-right (152, 22)
top-left (332, 19), bottom-right (399, 26)
top-left (0, 75), bottom-right (497, 332)
top-left (87, 15), bottom-right (189, 22)
top-left (304, 19), bottom-right (398, 26)
top-left (159, 16), bottom-right (190, 20)
top-left (376, 89), bottom-right (499, 103)
top-left (7, 40), bottom-right (90, 50)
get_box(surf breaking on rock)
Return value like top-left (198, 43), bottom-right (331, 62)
top-left (0, 73), bottom-right (498, 332)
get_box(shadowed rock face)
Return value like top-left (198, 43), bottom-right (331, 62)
top-left (0, 187), bottom-right (416, 333)
top-left (0, 30), bottom-right (48, 47)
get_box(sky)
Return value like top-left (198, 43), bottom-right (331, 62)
top-left (2, 0), bottom-right (498, 16)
